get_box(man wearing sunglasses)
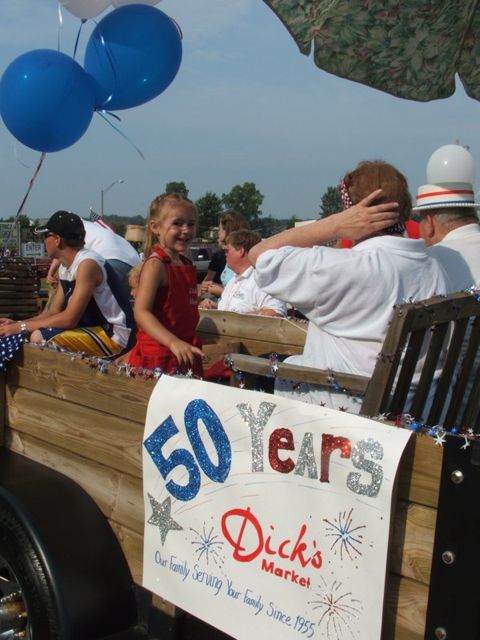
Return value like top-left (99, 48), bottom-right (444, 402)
top-left (0, 210), bottom-right (133, 357)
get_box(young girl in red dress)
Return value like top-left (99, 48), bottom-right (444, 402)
top-left (128, 193), bottom-right (204, 376)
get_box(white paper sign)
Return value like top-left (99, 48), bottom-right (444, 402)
top-left (142, 377), bottom-right (412, 640)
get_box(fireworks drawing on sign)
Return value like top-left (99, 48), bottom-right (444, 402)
top-left (190, 523), bottom-right (224, 566)
top-left (323, 508), bottom-right (366, 561)
top-left (309, 578), bottom-right (363, 640)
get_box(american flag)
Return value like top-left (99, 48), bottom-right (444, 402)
top-left (89, 208), bottom-right (115, 232)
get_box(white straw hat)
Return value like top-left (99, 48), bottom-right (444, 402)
top-left (412, 182), bottom-right (480, 211)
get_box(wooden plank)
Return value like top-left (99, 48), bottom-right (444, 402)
top-left (389, 500), bottom-right (435, 585)
top-left (0, 290), bottom-right (37, 297)
top-left (0, 303), bottom-right (38, 311)
top-left (198, 309), bottom-right (307, 348)
top-left (396, 435), bottom-right (442, 509)
top-left (202, 341), bottom-right (242, 365)
top-left (5, 387), bottom-right (144, 478)
top-left (227, 353), bottom-right (370, 392)
top-left (5, 428), bottom-right (144, 533)
top-left (383, 575), bottom-right (428, 639)
top-left (226, 337), bottom-right (303, 356)
top-left (8, 345), bottom-right (155, 422)
top-left (0, 285), bottom-right (37, 292)
top-left (410, 292), bottom-right (480, 328)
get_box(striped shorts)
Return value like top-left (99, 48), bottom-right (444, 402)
top-left (40, 326), bottom-right (123, 357)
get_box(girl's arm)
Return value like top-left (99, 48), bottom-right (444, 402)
top-left (133, 257), bottom-right (203, 368)
top-left (249, 189), bottom-right (399, 265)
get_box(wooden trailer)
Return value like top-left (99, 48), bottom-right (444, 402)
top-left (1, 302), bottom-right (478, 639)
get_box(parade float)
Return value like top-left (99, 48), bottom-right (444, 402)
top-left (1, 1), bottom-right (479, 639)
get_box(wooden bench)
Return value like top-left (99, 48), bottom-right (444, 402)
top-left (0, 258), bottom-right (39, 320)
top-left (197, 308), bottom-right (307, 366)
top-left (227, 291), bottom-right (480, 431)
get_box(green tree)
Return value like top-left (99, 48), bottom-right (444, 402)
top-left (195, 192), bottom-right (222, 236)
top-left (257, 215), bottom-right (290, 237)
top-left (6, 214), bottom-right (31, 228)
top-left (319, 185), bottom-right (342, 218)
top-left (165, 181), bottom-right (189, 197)
top-left (221, 182), bottom-right (264, 227)
top-left (286, 216), bottom-right (301, 229)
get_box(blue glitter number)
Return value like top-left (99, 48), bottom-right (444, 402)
top-left (184, 399), bottom-right (231, 482)
top-left (144, 415), bottom-right (200, 501)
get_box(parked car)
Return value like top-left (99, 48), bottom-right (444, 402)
top-left (190, 244), bottom-right (216, 282)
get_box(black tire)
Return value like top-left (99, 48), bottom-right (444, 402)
top-left (0, 450), bottom-right (138, 639)
top-left (0, 506), bottom-right (58, 640)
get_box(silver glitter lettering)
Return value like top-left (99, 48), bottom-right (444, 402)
top-left (347, 438), bottom-right (384, 497)
top-left (237, 401), bottom-right (276, 472)
top-left (294, 432), bottom-right (318, 479)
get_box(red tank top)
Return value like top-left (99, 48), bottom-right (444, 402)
top-left (128, 247), bottom-right (203, 376)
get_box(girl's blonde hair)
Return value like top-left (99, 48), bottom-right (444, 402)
top-left (127, 262), bottom-right (143, 287)
top-left (143, 192), bottom-right (197, 257)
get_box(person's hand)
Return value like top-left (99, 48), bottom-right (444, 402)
top-left (258, 308), bottom-right (281, 317)
top-left (0, 321), bottom-right (24, 337)
top-left (47, 272), bottom-right (59, 286)
top-left (199, 298), bottom-right (217, 309)
top-left (208, 283), bottom-right (224, 297)
top-left (201, 282), bottom-right (223, 298)
top-left (0, 318), bottom-right (16, 326)
top-left (332, 189), bottom-right (399, 240)
top-left (200, 280), bottom-right (211, 294)
top-left (169, 338), bottom-right (204, 369)
top-left (114, 350), bottom-right (132, 365)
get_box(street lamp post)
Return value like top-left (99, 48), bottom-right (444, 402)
top-left (100, 179), bottom-right (124, 216)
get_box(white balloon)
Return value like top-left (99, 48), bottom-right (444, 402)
top-left (59, 0), bottom-right (111, 19)
top-left (111, 0), bottom-right (161, 6)
top-left (426, 144), bottom-right (476, 184)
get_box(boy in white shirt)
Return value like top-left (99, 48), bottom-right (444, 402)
top-left (201, 229), bottom-right (287, 317)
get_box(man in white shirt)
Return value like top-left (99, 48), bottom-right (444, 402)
top-left (249, 161), bottom-right (450, 411)
top-left (414, 180), bottom-right (480, 424)
top-left (413, 181), bottom-right (480, 289)
top-left (202, 229), bottom-right (287, 317)
top-left (47, 217), bottom-right (141, 301)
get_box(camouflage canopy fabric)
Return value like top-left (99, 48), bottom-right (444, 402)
top-left (262, 0), bottom-right (480, 102)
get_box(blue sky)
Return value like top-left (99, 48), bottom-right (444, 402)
top-left (1, 0), bottom-right (479, 221)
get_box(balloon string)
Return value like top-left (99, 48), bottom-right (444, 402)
top-left (57, 4), bottom-right (63, 52)
top-left (171, 18), bottom-right (183, 40)
top-left (96, 110), bottom-right (146, 160)
top-left (2, 153), bottom-right (46, 255)
top-left (103, 109), bottom-right (121, 122)
top-left (13, 144), bottom-right (31, 169)
top-left (95, 27), bottom-right (117, 109)
top-left (73, 20), bottom-right (86, 60)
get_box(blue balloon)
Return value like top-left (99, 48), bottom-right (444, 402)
top-left (84, 5), bottom-right (182, 110)
top-left (0, 49), bottom-right (95, 153)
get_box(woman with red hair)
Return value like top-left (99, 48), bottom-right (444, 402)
top-left (249, 161), bottom-right (450, 412)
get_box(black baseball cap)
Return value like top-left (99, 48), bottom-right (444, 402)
top-left (35, 211), bottom-right (85, 242)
